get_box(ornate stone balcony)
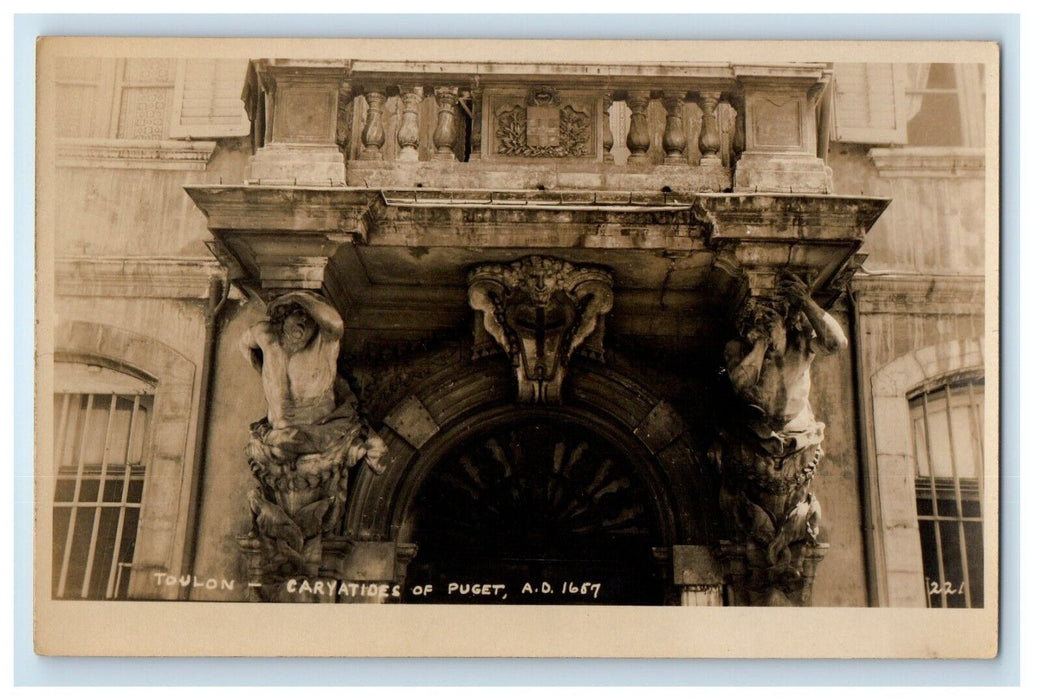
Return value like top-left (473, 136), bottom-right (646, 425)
top-left (240, 59), bottom-right (835, 194)
top-left (189, 58), bottom-right (886, 356)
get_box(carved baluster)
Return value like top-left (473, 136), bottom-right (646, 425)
top-left (661, 92), bottom-right (688, 164)
top-left (625, 91), bottom-right (651, 165)
top-left (432, 87), bottom-right (459, 161)
top-left (396, 86), bottom-right (424, 162)
top-left (697, 91), bottom-right (722, 163)
top-left (730, 94), bottom-right (746, 157)
top-left (360, 89), bottom-right (387, 161)
top-left (468, 87), bottom-right (483, 161)
top-left (602, 92), bottom-right (614, 163)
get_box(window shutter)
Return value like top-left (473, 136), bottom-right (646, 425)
top-left (169, 59), bottom-right (250, 139)
top-left (55, 57), bottom-right (116, 138)
top-left (832, 63), bottom-right (907, 144)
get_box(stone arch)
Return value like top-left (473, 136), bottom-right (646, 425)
top-left (345, 353), bottom-right (710, 547)
top-left (53, 320), bottom-right (197, 599)
top-left (869, 335), bottom-right (984, 607)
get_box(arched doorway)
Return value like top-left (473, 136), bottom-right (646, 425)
top-left (345, 355), bottom-right (714, 605)
top-left (401, 410), bottom-right (668, 604)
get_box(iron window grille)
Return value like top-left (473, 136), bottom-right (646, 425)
top-left (909, 373), bottom-right (984, 609)
top-left (52, 375), bottom-right (153, 600)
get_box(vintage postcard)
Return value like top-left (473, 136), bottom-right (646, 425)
top-left (33, 37), bottom-right (1000, 657)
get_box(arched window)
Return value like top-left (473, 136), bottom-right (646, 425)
top-left (909, 374), bottom-right (984, 608)
top-left (868, 336), bottom-right (985, 607)
top-left (52, 361), bottom-right (154, 600)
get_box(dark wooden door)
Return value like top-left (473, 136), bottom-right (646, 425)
top-left (403, 418), bottom-right (666, 605)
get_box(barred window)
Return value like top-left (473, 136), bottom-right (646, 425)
top-left (910, 374), bottom-right (984, 608)
top-left (52, 363), bottom-right (153, 600)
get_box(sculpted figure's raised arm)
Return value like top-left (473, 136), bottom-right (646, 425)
top-left (724, 272), bottom-right (847, 436)
top-left (240, 291), bottom-right (344, 430)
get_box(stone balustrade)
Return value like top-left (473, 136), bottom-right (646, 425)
top-left (242, 59), bottom-right (834, 194)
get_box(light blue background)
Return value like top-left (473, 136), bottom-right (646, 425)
top-left (13, 13), bottom-right (1021, 686)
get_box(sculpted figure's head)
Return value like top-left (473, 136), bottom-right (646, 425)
top-left (271, 302), bottom-right (318, 353)
top-left (736, 298), bottom-right (787, 343)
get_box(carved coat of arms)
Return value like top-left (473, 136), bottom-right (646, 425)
top-left (496, 86), bottom-right (591, 158)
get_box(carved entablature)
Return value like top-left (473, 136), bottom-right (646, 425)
top-left (491, 86), bottom-right (594, 159)
top-left (467, 256), bottom-right (613, 404)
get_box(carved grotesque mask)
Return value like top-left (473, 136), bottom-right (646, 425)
top-left (468, 256), bottom-right (613, 404)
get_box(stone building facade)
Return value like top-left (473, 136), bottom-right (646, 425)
top-left (43, 53), bottom-right (988, 607)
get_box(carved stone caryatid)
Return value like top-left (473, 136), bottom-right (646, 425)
top-left (712, 272), bottom-right (847, 606)
top-left (602, 91), bottom-right (615, 163)
top-left (467, 256), bottom-right (613, 404)
top-left (697, 91), bottom-right (722, 163)
top-left (661, 91), bottom-right (688, 164)
top-left (239, 291), bottom-right (386, 599)
top-left (360, 89), bottom-right (387, 160)
top-left (396, 86), bottom-right (424, 161)
top-left (432, 87), bottom-right (459, 161)
top-left (625, 91), bottom-right (652, 164)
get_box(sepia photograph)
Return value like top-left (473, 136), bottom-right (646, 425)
top-left (32, 36), bottom-right (1000, 658)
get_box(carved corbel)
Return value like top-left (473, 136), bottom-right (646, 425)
top-left (467, 256), bottom-right (613, 404)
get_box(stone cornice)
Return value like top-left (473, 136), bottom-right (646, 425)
top-left (250, 58), bottom-right (828, 93)
top-left (56, 138), bottom-right (218, 171)
top-left (55, 257), bottom-right (226, 299)
top-left (851, 272), bottom-right (985, 314)
top-left (867, 147), bottom-right (985, 179)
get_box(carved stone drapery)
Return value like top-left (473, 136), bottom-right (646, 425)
top-left (467, 256), bottom-right (613, 404)
top-left (712, 278), bottom-right (846, 606)
top-left (237, 291), bottom-right (387, 601)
